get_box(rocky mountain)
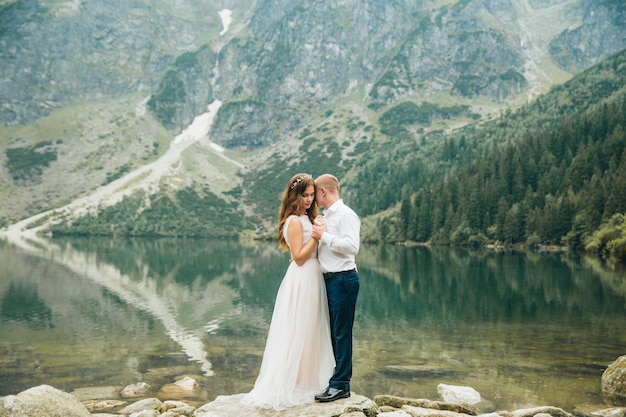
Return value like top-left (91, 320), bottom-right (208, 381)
top-left (0, 0), bottom-right (625, 234)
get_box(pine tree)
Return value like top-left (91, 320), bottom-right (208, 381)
top-left (400, 188), bottom-right (412, 240)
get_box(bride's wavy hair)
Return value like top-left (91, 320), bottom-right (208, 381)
top-left (277, 173), bottom-right (318, 251)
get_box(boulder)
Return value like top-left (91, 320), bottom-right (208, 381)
top-left (591, 407), bottom-right (626, 417)
top-left (119, 397), bottom-right (163, 415)
top-left (0, 384), bottom-right (91, 417)
top-left (158, 377), bottom-right (199, 399)
top-left (374, 395), bottom-right (442, 410)
top-left (379, 411), bottom-right (413, 417)
top-left (174, 376), bottom-right (198, 391)
top-left (81, 399), bottom-right (126, 412)
top-left (195, 392), bottom-right (378, 417)
top-left (374, 395), bottom-right (478, 415)
top-left (401, 405), bottom-right (475, 417)
top-left (129, 410), bottom-right (159, 417)
top-left (437, 384), bottom-right (481, 405)
top-left (603, 356), bottom-right (626, 405)
top-left (120, 382), bottom-right (151, 398)
top-left (509, 406), bottom-right (574, 417)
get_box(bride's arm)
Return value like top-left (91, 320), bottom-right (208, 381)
top-left (287, 218), bottom-right (319, 266)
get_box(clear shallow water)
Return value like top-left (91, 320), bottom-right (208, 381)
top-left (0, 235), bottom-right (625, 412)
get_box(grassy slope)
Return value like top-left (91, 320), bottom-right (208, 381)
top-left (0, 94), bottom-right (169, 224)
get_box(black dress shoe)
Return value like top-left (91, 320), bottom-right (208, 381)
top-left (316, 387), bottom-right (330, 397)
top-left (314, 387), bottom-right (350, 402)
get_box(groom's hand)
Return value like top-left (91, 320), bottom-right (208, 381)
top-left (312, 223), bottom-right (325, 240)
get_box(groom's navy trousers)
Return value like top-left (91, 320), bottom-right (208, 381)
top-left (323, 268), bottom-right (359, 391)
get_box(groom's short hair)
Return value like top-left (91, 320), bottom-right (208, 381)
top-left (316, 174), bottom-right (340, 195)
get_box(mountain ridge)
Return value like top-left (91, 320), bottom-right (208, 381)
top-left (1, 0), bottom-right (625, 239)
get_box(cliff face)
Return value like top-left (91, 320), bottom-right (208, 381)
top-left (135, 0), bottom-right (626, 148)
top-left (549, 0), bottom-right (626, 73)
top-left (3, 0), bottom-right (625, 132)
top-left (0, 0), bottom-right (625, 228)
top-left (0, 0), bottom-right (220, 124)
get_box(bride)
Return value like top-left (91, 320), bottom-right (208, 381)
top-left (241, 173), bottom-right (335, 410)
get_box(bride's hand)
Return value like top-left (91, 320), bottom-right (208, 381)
top-left (314, 215), bottom-right (324, 226)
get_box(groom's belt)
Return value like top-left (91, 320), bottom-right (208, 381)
top-left (323, 268), bottom-right (357, 280)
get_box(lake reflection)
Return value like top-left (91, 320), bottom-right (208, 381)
top-left (0, 236), bottom-right (625, 412)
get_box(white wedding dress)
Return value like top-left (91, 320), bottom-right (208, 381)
top-left (241, 215), bottom-right (335, 410)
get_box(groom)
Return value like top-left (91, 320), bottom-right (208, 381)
top-left (312, 174), bottom-right (360, 403)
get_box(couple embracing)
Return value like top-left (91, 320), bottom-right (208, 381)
top-left (241, 173), bottom-right (361, 411)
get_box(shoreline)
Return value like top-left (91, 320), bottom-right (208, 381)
top-left (2, 380), bottom-right (623, 417)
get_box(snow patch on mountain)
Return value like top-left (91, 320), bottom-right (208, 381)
top-left (219, 9), bottom-right (233, 36)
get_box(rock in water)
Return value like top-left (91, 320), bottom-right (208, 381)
top-left (0, 385), bottom-right (91, 417)
top-left (603, 356), bottom-right (626, 406)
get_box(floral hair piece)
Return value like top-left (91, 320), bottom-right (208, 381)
top-left (290, 174), bottom-right (312, 190)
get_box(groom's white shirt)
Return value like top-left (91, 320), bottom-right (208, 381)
top-left (317, 199), bottom-right (360, 273)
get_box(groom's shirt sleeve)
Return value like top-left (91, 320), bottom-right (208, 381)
top-left (320, 209), bottom-right (360, 255)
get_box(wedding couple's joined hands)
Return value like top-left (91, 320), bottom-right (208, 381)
top-left (241, 173), bottom-right (361, 410)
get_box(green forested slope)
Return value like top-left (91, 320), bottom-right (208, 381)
top-left (351, 49), bottom-right (626, 262)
